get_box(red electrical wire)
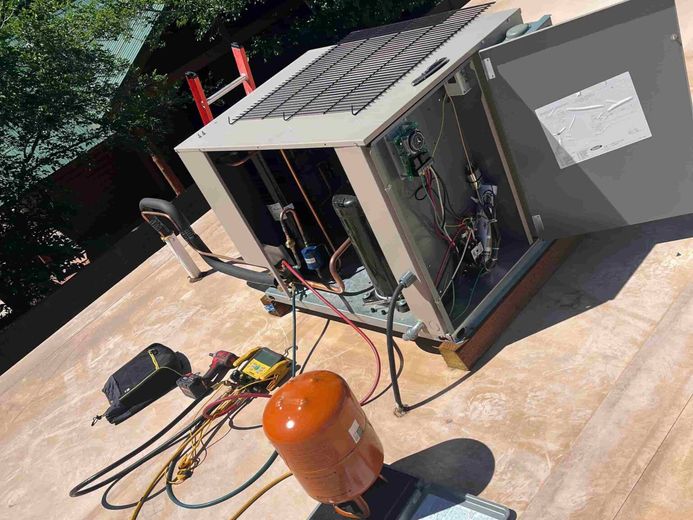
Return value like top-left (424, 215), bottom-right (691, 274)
top-left (281, 260), bottom-right (381, 405)
top-left (202, 392), bottom-right (271, 420)
top-left (434, 223), bottom-right (468, 286)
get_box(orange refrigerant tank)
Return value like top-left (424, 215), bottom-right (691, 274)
top-left (263, 370), bottom-right (384, 516)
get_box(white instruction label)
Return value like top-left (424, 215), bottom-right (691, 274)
top-left (266, 202), bottom-right (294, 221)
top-left (348, 420), bottom-right (363, 444)
top-left (534, 72), bottom-right (652, 169)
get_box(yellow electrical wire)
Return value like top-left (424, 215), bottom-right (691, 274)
top-left (227, 472), bottom-right (293, 520)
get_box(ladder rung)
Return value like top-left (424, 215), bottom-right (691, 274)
top-left (208, 74), bottom-right (248, 104)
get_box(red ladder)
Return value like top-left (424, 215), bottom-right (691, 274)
top-left (185, 43), bottom-right (256, 126)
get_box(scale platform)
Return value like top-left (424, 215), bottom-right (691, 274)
top-left (308, 466), bottom-right (512, 520)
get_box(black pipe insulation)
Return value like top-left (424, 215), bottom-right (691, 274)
top-left (139, 198), bottom-right (276, 287)
top-left (386, 271), bottom-right (417, 415)
top-left (386, 282), bottom-right (407, 414)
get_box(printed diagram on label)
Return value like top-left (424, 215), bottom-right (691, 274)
top-left (535, 72), bottom-right (652, 169)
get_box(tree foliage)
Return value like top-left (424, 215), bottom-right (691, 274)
top-left (0, 0), bottom-right (438, 318)
top-left (0, 0), bottom-right (179, 315)
top-left (115, 0), bottom-right (438, 60)
top-left (0, 0), bottom-right (176, 207)
top-left (247, 0), bottom-right (439, 60)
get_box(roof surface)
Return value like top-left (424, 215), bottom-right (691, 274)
top-left (102, 9), bottom-right (160, 89)
top-left (1, 209), bottom-right (692, 519)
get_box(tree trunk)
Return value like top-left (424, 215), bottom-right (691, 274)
top-left (147, 141), bottom-right (185, 196)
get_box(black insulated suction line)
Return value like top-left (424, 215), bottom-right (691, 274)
top-left (139, 198), bottom-right (275, 287)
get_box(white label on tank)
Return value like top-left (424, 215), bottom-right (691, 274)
top-left (348, 420), bottom-right (363, 444)
top-left (534, 72), bottom-right (652, 169)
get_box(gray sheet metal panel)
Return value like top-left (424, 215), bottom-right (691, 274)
top-left (265, 270), bottom-right (424, 337)
top-left (336, 146), bottom-right (450, 338)
top-left (177, 151), bottom-right (287, 292)
top-left (367, 83), bottom-right (530, 314)
top-left (444, 75), bottom-right (532, 243)
top-left (478, 0), bottom-right (693, 239)
top-left (472, 53), bottom-right (533, 243)
top-left (452, 239), bottom-right (551, 341)
top-left (367, 92), bottom-right (454, 293)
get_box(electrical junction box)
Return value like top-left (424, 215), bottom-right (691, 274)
top-left (175, 0), bottom-right (693, 345)
top-left (444, 68), bottom-right (473, 97)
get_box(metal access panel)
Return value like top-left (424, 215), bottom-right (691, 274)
top-left (478, 0), bottom-right (693, 239)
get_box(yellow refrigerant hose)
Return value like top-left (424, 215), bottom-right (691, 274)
top-left (129, 374), bottom-right (280, 519)
top-left (228, 472), bottom-right (293, 520)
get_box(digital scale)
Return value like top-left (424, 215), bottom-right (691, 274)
top-left (308, 466), bottom-right (511, 520)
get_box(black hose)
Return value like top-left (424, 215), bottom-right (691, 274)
top-left (102, 416), bottom-right (229, 510)
top-left (386, 282), bottom-right (408, 413)
top-left (101, 475), bottom-right (168, 510)
top-left (164, 300), bottom-right (301, 510)
top-left (69, 398), bottom-right (204, 497)
top-left (202, 255), bottom-right (276, 288)
top-left (139, 198), bottom-right (276, 287)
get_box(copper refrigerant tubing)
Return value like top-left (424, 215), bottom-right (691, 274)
top-left (280, 207), bottom-right (309, 245)
top-left (329, 238), bottom-right (352, 292)
top-left (224, 150), bottom-right (258, 167)
top-left (280, 149), bottom-right (337, 253)
top-left (140, 210), bottom-right (262, 268)
top-left (284, 238), bottom-right (351, 295)
top-left (305, 238), bottom-right (352, 294)
top-left (279, 207), bottom-right (305, 269)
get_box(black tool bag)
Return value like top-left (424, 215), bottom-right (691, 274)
top-left (93, 343), bottom-right (191, 425)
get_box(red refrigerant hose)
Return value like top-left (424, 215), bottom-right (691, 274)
top-left (280, 260), bottom-right (381, 405)
top-left (202, 393), bottom-right (272, 420)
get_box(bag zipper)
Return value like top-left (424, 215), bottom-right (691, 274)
top-left (148, 349), bottom-right (160, 370)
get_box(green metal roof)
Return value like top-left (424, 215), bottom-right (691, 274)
top-left (33, 9), bottom-right (160, 179)
top-left (102, 9), bottom-right (160, 88)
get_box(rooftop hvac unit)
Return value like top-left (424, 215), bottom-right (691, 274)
top-left (175, 0), bottom-right (693, 348)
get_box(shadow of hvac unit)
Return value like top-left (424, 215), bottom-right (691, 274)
top-left (173, 0), bottom-right (693, 368)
